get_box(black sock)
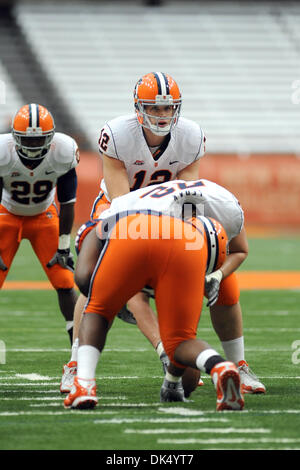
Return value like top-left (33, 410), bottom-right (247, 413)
top-left (67, 327), bottom-right (73, 346)
top-left (204, 355), bottom-right (225, 374)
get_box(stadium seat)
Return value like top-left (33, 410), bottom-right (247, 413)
top-left (10, 1), bottom-right (300, 154)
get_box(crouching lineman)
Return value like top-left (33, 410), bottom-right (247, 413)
top-left (71, 179), bottom-right (266, 395)
top-left (0, 104), bottom-right (79, 345)
top-left (64, 211), bottom-right (244, 411)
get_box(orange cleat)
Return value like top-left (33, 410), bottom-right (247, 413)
top-left (211, 361), bottom-right (244, 411)
top-left (238, 360), bottom-right (266, 394)
top-left (64, 376), bottom-right (98, 410)
top-left (60, 361), bottom-right (77, 394)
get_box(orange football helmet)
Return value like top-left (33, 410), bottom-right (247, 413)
top-left (133, 72), bottom-right (181, 136)
top-left (12, 103), bottom-right (55, 160)
top-left (190, 216), bottom-right (228, 274)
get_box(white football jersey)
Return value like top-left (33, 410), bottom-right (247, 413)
top-left (100, 179), bottom-right (244, 242)
top-left (0, 132), bottom-right (79, 216)
top-left (98, 114), bottom-right (206, 201)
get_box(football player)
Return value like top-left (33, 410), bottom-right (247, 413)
top-left (60, 71), bottom-right (206, 391)
top-left (0, 103), bottom-right (79, 346)
top-left (71, 178), bottom-right (266, 398)
top-left (64, 211), bottom-right (244, 411)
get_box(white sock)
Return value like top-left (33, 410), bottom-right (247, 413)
top-left (221, 337), bottom-right (245, 364)
top-left (77, 345), bottom-right (100, 383)
top-left (66, 321), bottom-right (73, 332)
top-left (165, 371), bottom-right (181, 383)
top-left (70, 338), bottom-right (79, 363)
top-left (156, 341), bottom-right (165, 358)
top-left (195, 348), bottom-right (220, 372)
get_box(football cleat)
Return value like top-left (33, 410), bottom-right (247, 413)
top-left (198, 378), bottom-right (204, 386)
top-left (64, 376), bottom-right (98, 409)
top-left (60, 361), bottom-right (77, 394)
top-left (238, 360), bottom-right (266, 394)
top-left (160, 377), bottom-right (187, 402)
top-left (211, 361), bottom-right (244, 411)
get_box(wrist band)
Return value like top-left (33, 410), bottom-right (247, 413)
top-left (58, 234), bottom-right (71, 250)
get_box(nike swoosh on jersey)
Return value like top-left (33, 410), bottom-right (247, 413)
top-left (169, 161), bottom-right (179, 165)
top-left (45, 170), bottom-right (55, 174)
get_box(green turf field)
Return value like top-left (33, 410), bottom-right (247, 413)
top-left (1, 237), bottom-right (300, 451)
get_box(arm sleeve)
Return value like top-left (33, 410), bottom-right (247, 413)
top-left (57, 168), bottom-right (77, 204)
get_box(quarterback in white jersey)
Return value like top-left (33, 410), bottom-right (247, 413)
top-left (96, 72), bottom-right (205, 205)
top-left (98, 114), bottom-right (205, 200)
top-left (0, 104), bottom-right (79, 349)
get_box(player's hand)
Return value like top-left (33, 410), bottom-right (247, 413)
top-left (47, 249), bottom-right (74, 271)
top-left (205, 269), bottom-right (223, 307)
top-left (0, 255), bottom-right (8, 271)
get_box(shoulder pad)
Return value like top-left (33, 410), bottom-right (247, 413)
top-left (49, 133), bottom-right (79, 174)
top-left (0, 134), bottom-right (15, 175)
top-left (99, 114), bottom-right (139, 159)
top-left (176, 118), bottom-right (205, 162)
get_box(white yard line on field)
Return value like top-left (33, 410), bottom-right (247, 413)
top-left (157, 438), bottom-right (300, 445)
top-left (0, 382), bottom-right (61, 386)
top-left (124, 427), bottom-right (270, 434)
top-left (15, 374), bottom-right (53, 381)
top-left (0, 411), bottom-right (117, 416)
top-left (1, 395), bottom-right (127, 401)
top-left (158, 407), bottom-right (206, 416)
top-left (5, 348), bottom-right (149, 353)
top-left (93, 417), bottom-right (229, 424)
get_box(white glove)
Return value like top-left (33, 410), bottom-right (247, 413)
top-left (205, 269), bottom-right (223, 307)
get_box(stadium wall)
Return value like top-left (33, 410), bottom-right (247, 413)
top-left (75, 152), bottom-right (300, 230)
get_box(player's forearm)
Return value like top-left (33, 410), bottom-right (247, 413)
top-left (219, 251), bottom-right (248, 279)
top-left (105, 177), bottom-right (130, 200)
top-left (177, 159), bottom-right (200, 181)
top-left (59, 202), bottom-right (75, 235)
top-left (102, 154), bottom-right (130, 200)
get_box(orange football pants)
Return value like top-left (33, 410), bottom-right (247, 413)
top-left (0, 203), bottom-right (74, 289)
top-left (85, 213), bottom-right (208, 367)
